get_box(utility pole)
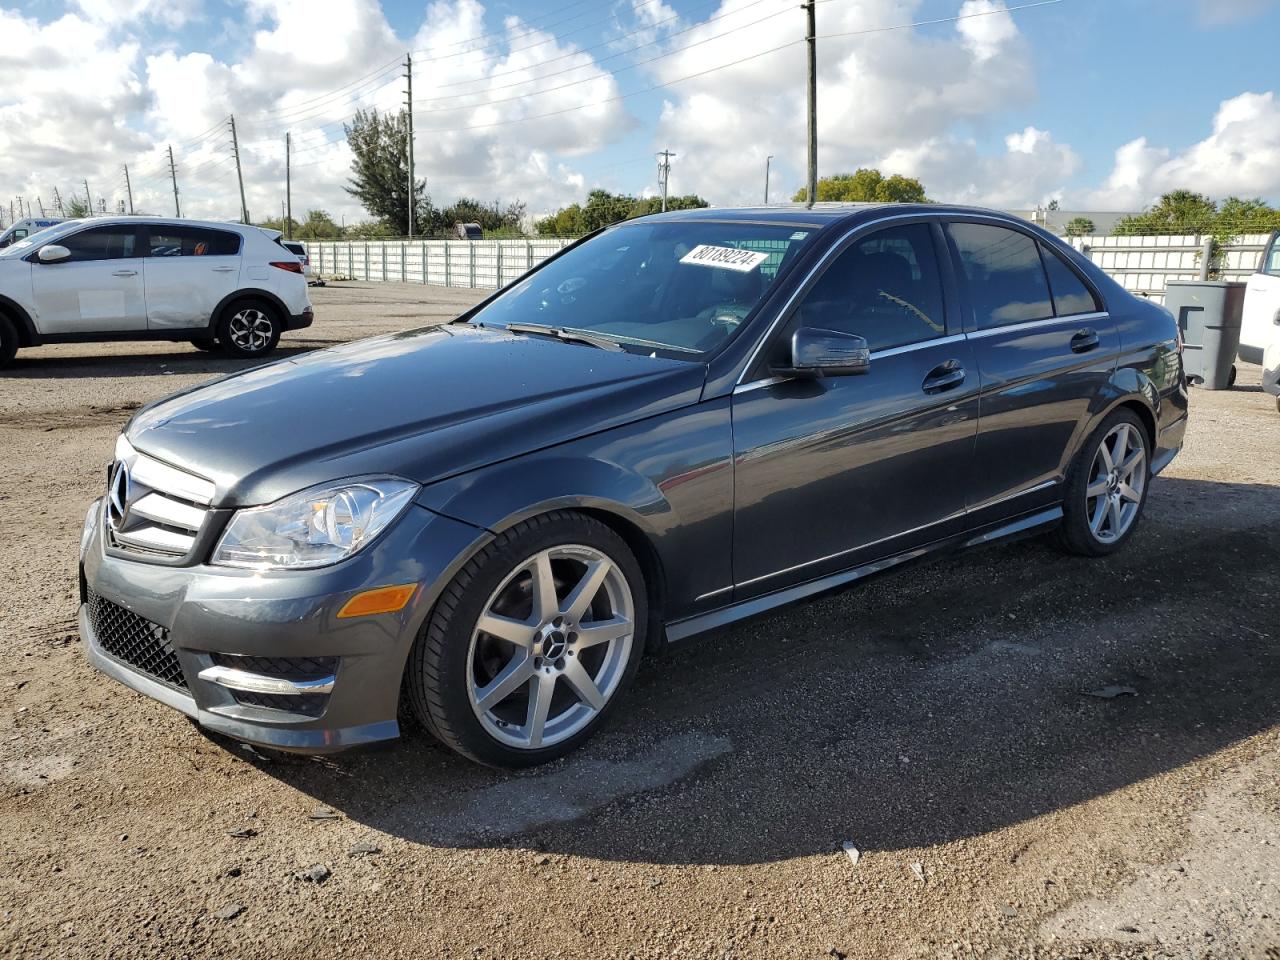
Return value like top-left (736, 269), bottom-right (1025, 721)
top-left (764, 155), bottom-right (773, 204)
top-left (83, 180), bottom-right (92, 217)
top-left (285, 131), bottom-right (292, 239)
top-left (656, 149), bottom-right (675, 212)
top-left (803, 0), bottom-right (817, 208)
top-left (37, 196), bottom-right (46, 217)
top-left (229, 115), bottom-right (249, 224)
top-left (167, 144), bottom-right (181, 217)
top-left (52, 187), bottom-right (63, 216)
top-left (123, 164), bottom-right (135, 214)
top-left (404, 53), bottom-right (415, 239)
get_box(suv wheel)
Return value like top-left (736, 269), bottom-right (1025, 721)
top-left (1056, 408), bottom-right (1150, 557)
top-left (218, 301), bottom-right (281, 359)
top-left (0, 314), bottom-right (18, 369)
top-left (406, 511), bottom-right (647, 768)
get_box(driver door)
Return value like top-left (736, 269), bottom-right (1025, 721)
top-left (730, 219), bottom-right (978, 597)
top-left (30, 224), bottom-right (147, 334)
top-left (1241, 231), bottom-right (1280, 364)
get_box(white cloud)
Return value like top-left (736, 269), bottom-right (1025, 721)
top-left (1195, 0), bottom-right (1277, 25)
top-left (1085, 92), bottom-right (1280, 209)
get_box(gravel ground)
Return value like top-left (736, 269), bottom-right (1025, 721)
top-left (1, 281), bottom-right (1277, 960)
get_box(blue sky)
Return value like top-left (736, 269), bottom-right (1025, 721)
top-left (2, 0), bottom-right (1279, 224)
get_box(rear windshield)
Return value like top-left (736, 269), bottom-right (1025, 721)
top-left (469, 220), bottom-right (816, 357)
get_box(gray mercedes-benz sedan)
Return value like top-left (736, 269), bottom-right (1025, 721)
top-left (78, 204), bottom-right (1188, 767)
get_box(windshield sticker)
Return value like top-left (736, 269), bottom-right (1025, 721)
top-left (679, 244), bottom-right (770, 273)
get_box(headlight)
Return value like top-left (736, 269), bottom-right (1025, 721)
top-left (81, 499), bottom-right (101, 557)
top-left (211, 477), bottom-right (418, 570)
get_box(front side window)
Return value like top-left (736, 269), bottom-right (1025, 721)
top-left (59, 226), bottom-right (139, 262)
top-left (950, 222), bottom-right (1053, 329)
top-left (791, 222), bottom-right (946, 352)
top-left (147, 226), bottom-right (240, 257)
top-left (1041, 244), bottom-right (1100, 316)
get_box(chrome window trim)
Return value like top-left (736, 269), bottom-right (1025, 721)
top-left (966, 310), bottom-right (1110, 339)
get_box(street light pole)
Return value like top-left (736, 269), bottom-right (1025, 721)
top-left (764, 155), bottom-right (773, 205)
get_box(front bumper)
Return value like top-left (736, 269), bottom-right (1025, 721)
top-left (79, 499), bottom-right (489, 753)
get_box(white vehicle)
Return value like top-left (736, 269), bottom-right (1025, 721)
top-left (281, 240), bottom-right (310, 277)
top-left (0, 217), bottom-right (313, 369)
top-left (0, 217), bottom-right (66, 249)
top-left (1241, 230), bottom-right (1280, 412)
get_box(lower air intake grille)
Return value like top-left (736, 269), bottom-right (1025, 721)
top-left (230, 691), bottom-right (328, 716)
top-left (86, 589), bottom-right (187, 690)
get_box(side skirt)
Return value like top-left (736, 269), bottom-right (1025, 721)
top-left (664, 505), bottom-right (1064, 644)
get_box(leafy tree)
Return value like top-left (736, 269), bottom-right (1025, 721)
top-left (344, 108), bottom-right (427, 235)
top-left (1113, 190), bottom-right (1219, 235)
top-left (1064, 217), bottom-right (1096, 237)
top-left (295, 209), bottom-right (343, 239)
top-left (344, 219), bottom-right (396, 239)
top-left (64, 197), bottom-right (91, 218)
top-left (791, 168), bottom-right (927, 204)
top-left (1216, 197), bottom-right (1280, 233)
top-left (534, 189), bottom-right (708, 236)
top-left (426, 197), bottom-right (527, 236)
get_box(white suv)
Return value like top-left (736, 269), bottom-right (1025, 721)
top-left (1241, 230), bottom-right (1280, 411)
top-left (0, 217), bottom-right (313, 369)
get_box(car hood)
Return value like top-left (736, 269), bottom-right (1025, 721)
top-left (125, 324), bottom-right (706, 507)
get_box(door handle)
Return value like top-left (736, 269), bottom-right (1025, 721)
top-left (212, 266), bottom-right (236, 272)
top-left (922, 361), bottom-right (966, 394)
top-left (1071, 328), bottom-right (1100, 353)
top-left (112, 269), bottom-right (137, 277)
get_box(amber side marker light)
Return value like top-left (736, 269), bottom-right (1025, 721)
top-left (337, 584), bottom-right (418, 618)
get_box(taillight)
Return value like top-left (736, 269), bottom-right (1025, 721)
top-left (270, 260), bottom-right (303, 274)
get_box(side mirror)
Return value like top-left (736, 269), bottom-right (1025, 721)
top-left (775, 327), bottom-right (870, 378)
top-left (37, 244), bottom-right (70, 264)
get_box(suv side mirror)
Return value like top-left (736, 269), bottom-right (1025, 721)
top-left (774, 327), bottom-right (870, 378)
top-left (36, 244), bottom-right (70, 264)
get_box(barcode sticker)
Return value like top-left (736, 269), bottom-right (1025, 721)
top-left (679, 244), bottom-right (769, 273)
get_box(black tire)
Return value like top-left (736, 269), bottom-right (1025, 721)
top-left (0, 314), bottom-right (18, 369)
top-left (406, 510), bottom-right (648, 768)
top-left (217, 300), bottom-right (282, 359)
top-left (1055, 408), bottom-right (1152, 557)
top-left (190, 337), bottom-right (218, 352)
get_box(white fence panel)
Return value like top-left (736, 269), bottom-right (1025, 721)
top-left (1068, 233), bottom-right (1271, 302)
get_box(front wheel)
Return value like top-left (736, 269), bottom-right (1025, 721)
top-left (218, 301), bottom-right (281, 359)
top-left (1055, 409), bottom-right (1151, 557)
top-left (406, 511), bottom-right (647, 768)
top-left (0, 314), bottom-right (18, 369)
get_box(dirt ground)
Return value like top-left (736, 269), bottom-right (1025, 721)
top-left (1, 281), bottom-right (1277, 960)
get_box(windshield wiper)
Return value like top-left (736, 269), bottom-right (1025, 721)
top-left (504, 322), bottom-right (624, 352)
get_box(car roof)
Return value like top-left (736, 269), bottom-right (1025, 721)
top-left (631, 203), bottom-right (1033, 231)
top-left (51, 216), bottom-right (272, 235)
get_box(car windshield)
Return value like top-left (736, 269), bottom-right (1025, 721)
top-left (469, 220), bottom-right (817, 357)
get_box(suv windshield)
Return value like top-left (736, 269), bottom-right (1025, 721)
top-left (470, 220), bottom-right (816, 357)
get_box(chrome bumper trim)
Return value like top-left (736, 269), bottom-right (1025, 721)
top-left (197, 665), bottom-right (336, 696)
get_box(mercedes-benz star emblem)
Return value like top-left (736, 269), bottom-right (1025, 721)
top-left (107, 462), bottom-right (131, 529)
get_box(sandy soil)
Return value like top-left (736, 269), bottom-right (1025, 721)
top-left (1, 282), bottom-right (1277, 960)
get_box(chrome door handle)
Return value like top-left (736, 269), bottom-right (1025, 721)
top-left (922, 361), bottom-right (966, 394)
top-left (112, 269), bottom-right (137, 277)
top-left (1071, 328), bottom-right (1100, 353)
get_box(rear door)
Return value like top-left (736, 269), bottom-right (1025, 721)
top-left (141, 224), bottom-right (242, 330)
top-left (1241, 231), bottom-right (1280, 364)
top-left (29, 224), bottom-right (146, 333)
top-left (945, 219), bottom-right (1118, 526)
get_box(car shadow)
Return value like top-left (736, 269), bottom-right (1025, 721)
top-left (1, 341), bottom-right (345, 379)
top-left (240, 476), bottom-right (1280, 865)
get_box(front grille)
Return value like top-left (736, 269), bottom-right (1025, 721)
top-left (231, 691), bottom-right (328, 716)
top-left (86, 589), bottom-right (187, 690)
top-left (209, 654), bottom-right (338, 680)
top-left (106, 446), bottom-right (215, 561)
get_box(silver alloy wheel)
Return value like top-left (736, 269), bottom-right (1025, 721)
top-left (1086, 421), bottom-right (1147, 544)
top-left (466, 544), bottom-right (635, 750)
top-left (226, 308), bottom-right (275, 352)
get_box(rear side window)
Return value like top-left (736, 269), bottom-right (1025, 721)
top-left (60, 226), bottom-right (139, 262)
top-left (1041, 245), bottom-right (1099, 316)
top-left (146, 226), bottom-right (240, 257)
top-left (949, 223), bottom-right (1053, 329)
top-left (793, 222), bottom-right (946, 352)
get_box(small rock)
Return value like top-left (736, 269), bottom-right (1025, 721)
top-left (226, 826), bottom-right (257, 839)
top-left (1119, 925), bottom-right (1139, 934)
top-left (296, 863), bottom-right (331, 884)
top-left (225, 867), bottom-right (242, 878)
top-left (118, 834), bottom-right (128, 842)
top-left (1084, 685), bottom-right (1138, 699)
top-left (910, 862), bottom-right (926, 882)
top-left (828, 949), bottom-right (848, 960)
top-left (647, 877), bottom-right (662, 889)
top-left (1001, 905), bottom-right (1018, 918)
top-left (841, 841), bottom-right (860, 867)
top-left (309, 807), bottom-right (341, 821)
top-left (348, 842), bottom-right (380, 857)
top-left (212, 904), bottom-right (244, 921)
top-left (534, 855), bottom-right (551, 866)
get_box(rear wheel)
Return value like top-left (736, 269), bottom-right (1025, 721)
top-left (406, 511), bottom-right (647, 768)
top-left (0, 314), bottom-right (18, 369)
top-left (1055, 409), bottom-right (1151, 557)
top-left (218, 301), bottom-right (281, 359)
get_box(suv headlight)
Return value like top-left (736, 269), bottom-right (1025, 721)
top-left (211, 477), bottom-right (418, 570)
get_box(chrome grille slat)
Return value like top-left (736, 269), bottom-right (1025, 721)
top-left (105, 439), bottom-right (213, 562)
